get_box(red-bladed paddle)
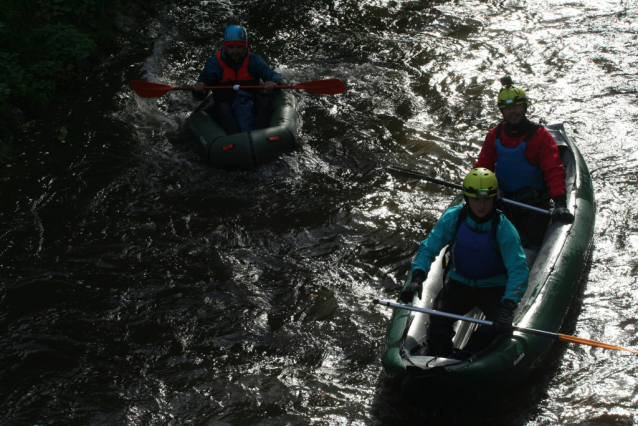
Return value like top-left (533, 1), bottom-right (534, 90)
top-left (130, 78), bottom-right (346, 98)
top-left (374, 299), bottom-right (638, 354)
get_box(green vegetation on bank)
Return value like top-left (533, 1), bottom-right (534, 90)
top-left (0, 0), bottom-right (158, 161)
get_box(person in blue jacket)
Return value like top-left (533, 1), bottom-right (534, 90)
top-left (192, 25), bottom-right (283, 134)
top-left (400, 168), bottom-right (529, 360)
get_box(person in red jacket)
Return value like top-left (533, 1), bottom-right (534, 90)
top-left (192, 25), bottom-right (282, 135)
top-left (474, 77), bottom-right (574, 248)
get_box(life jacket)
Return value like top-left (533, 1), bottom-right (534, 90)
top-left (216, 50), bottom-right (259, 85)
top-left (449, 206), bottom-right (507, 281)
top-left (494, 122), bottom-right (544, 195)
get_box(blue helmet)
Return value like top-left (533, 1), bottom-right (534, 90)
top-left (223, 25), bottom-right (247, 44)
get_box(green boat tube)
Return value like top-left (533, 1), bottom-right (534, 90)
top-left (188, 91), bottom-right (299, 169)
top-left (381, 123), bottom-right (596, 390)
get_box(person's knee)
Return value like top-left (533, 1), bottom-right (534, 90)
top-left (427, 329), bottom-right (455, 357)
top-left (429, 321), bottom-right (455, 339)
top-left (213, 102), bottom-right (240, 135)
top-left (215, 102), bottom-right (233, 115)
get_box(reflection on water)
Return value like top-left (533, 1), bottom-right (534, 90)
top-left (1, 0), bottom-right (638, 424)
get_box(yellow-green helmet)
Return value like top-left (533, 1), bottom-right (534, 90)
top-left (497, 76), bottom-right (528, 109)
top-left (463, 168), bottom-right (498, 198)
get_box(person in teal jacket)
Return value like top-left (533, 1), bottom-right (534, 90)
top-left (400, 168), bottom-right (529, 360)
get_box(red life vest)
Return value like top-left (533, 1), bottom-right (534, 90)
top-left (216, 50), bottom-right (258, 84)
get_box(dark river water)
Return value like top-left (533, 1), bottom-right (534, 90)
top-left (2, 0), bottom-right (638, 424)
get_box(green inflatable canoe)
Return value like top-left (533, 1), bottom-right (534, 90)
top-left (381, 123), bottom-right (596, 390)
top-left (188, 91), bottom-right (299, 169)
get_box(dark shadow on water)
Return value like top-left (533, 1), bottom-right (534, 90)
top-left (369, 371), bottom-right (553, 426)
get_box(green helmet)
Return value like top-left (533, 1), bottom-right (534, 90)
top-left (497, 76), bottom-right (528, 109)
top-left (463, 168), bottom-right (498, 198)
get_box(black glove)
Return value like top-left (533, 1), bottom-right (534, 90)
top-left (493, 299), bottom-right (516, 334)
top-left (553, 195), bottom-right (574, 224)
top-left (192, 89), bottom-right (208, 101)
top-left (400, 270), bottom-right (425, 303)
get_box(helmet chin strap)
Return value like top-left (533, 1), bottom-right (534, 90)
top-left (502, 115), bottom-right (531, 135)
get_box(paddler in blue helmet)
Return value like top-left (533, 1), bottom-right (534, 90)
top-left (400, 168), bottom-right (529, 360)
top-left (192, 25), bottom-right (283, 134)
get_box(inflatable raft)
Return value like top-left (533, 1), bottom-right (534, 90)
top-left (381, 123), bottom-right (596, 390)
top-left (188, 91), bottom-right (299, 169)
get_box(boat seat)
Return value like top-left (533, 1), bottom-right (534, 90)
top-left (524, 247), bottom-right (538, 269)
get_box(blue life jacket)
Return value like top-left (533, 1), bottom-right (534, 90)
top-left (494, 123), bottom-right (544, 194)
top-left (450, 207), bottom-right (507, 280)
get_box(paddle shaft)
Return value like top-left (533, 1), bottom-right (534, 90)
top-left (374, 299), bottom-right (555, 338)
top-left (374, 299), bottom-right (638, 353)
top-left (169, 85), bottom-right (301, 91)
top-left (385, 166), bottom-right (552, 216)
top-left (131, 79), bottom-right (345, 98)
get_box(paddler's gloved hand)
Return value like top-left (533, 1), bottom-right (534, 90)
top-left (192, 89), bottom-right (208, 101)
top-left (493, 299), bottom-right (516, 334)
top-left (192, 82), bottom-right (208, 101)
top-left (553, 195), bottom-right (574, 224)
top-left (400, 270), bottom-right (426, 303)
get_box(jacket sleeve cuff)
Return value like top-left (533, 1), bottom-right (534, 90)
top-left (502, 299), bottom-right (517, 310)
top-left (553, 194), bottom-right (567, 208)
top-left (411, 269), bottom-right (426, 281)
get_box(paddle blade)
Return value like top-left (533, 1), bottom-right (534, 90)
top-left (385, 165), bottom-right (429, 180)
top-left (293, 78), bottom-right (345, 95)
top-left (130, 80), bottom-right (175, 98)
top-left (385, 165), bottom-right (464, 190)
top-left (558, 334), bottom-right (638, 353)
